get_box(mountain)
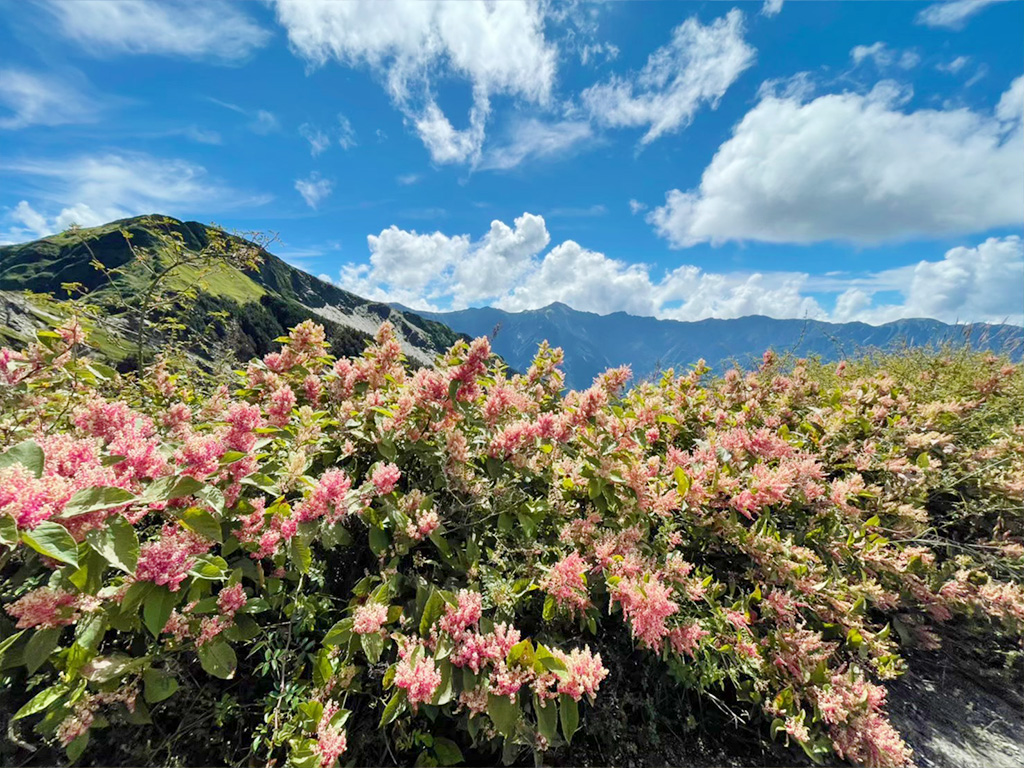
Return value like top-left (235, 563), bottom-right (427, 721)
top-left (0, 215), bottom-right (462, 370)
top-left (406, 302), bottom-right (1024, 389)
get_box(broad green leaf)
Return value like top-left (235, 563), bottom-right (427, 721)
top-left (368, 526), bottom-right (389, 556)
top-left (290, 535), bottom-right (312, 573)
top-left (380, 690), bottom-right (406, 727)
top-left (86, 515), bottom-right (139, 573)
top-left (559, 694), bottom-right (579, 744)
top-left (66, 730), bottom-right (89, 762)
top-left (433, 737), bottom-right (464, 766)
top-left (25, 627), bottom-right (61, 674)
top-left (361, 631), bottom-right (384, 664)
top-left (143, 586), bottom-right (176, 638)
top-left (21, 520), bottom-right (79, 567)
top-left (198, 639), bottom-right (237, 679)
top-left (0, 440), bottom-right (44, 477)
top-left (0, 629), bottom-right (25, 664)
top-left (420, 589), bottom-right (445, 636)
top-left (179, 507), bottom-right (222, 543)
top-left (62, 486), bottom-right (136, 518)
top-left (535, 694), bottom-right (558, 742)
top-left (143, 667), bottom-right (179, 703)
top-left (487, 693), bottom-right (520, 737)
top-left (144, 475), bottom-right (204, 502)
top-left (13, 683), bottom-right (65, 720)
top-left (81, 652), bottom-right (144, 683)
top-left (0, 514), bottom-right (18, 546)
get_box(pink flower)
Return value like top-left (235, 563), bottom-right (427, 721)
top-left (353, 603), bottom-right (389, 635)
top-left (217, 584), bottom-right (247, 616)
top-left (174, 433), bottom-right (225, 479)
top-left (6, 586), bottom-right (81, 629)
top-left (296, 469), bottom-right (353, 523)
top-left (543, 552), bottom-right (591, 615)
top-left (315, 703), bottom-right (348, 767)
top-left (370, 463), bottom-right (401, 495)
top-left (394, 649), bottom-right (442, 711)
top-left (667, 622), bottom-right (709, 657)
top-left (136, 524), bottom-right (212, 592)
top-left (438, 590), bottom-right (482, 640)
top-left (610, 573), bottom-right (679, 652)
top-left (554, 646), bottom-right (608, 701)
top-left (268, 386), bottom-right (297, 427)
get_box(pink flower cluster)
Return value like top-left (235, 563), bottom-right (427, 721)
top-left (370, 463), bottom-right (401, 495)
top-left (542, 552), bottom-right (591, 615)
top-left (217, 583), bottom-right (248, 615)
top-left (353, 602), bottom-right (389, 635)
top-left (296, 469), bottom-right (352, 523)
top-left (552, 645), bottom-right (608, 701)
top-left (610, 573), bottom-right (680, 651)
top-left (394, 646), bottom-right (442, 711)
top-left (6, 586), bottom-right (82, 629)
top-left (135, 524), bottom-right (213, 591)
top-left (314, 702), bottom-right (348, 767)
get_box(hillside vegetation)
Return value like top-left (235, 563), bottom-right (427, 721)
top-left (1, 316), bottom-right (1022, 768)
top-left (0, 215), bottom-right (462, 372)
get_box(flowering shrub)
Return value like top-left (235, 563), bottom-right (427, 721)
top-left (1, 321), bottom-right (1022, 767)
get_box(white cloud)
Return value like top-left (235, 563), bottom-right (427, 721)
top-left (648, 77), bottom-right (1024, 248)
top-left (850, 43), bottom-right (919, 70)
top-left (396, 173), bottom-right (421, 186)
top-left (581, 10), bottom-right (755, 147)
top-left (42, 0), bottom-right (270, 62)
top-left (299, 124), bottom-right (331, 156)
top-left (761, 0), bottom-right (784, 17)
top-left (252, 110), bottom-right (279, 135)
top-left (332, 213), bottom-right (1022, 326)
top-left (629, 199), bottom-right (647, 214)
top-left (480, 119), bottom-right (593, 171)
top-left (338, 114), bottom-right (357, 149)
top-left (294, 173), bottom-right (333, 209)
top-left (824, 237), bottom-right (1024, 326)
top-left (0, 152), bottom-right (270, 228)
top-left (272, 0), bottom-right (557, 165)
top-left (938, 56), bottom-right (971, 74)
top-left (579, 42), bottom-right (619, 66)
top-left (915, 0), bottom-right (1009, 29)
top-left (0, 69), bottom-right (101, 130)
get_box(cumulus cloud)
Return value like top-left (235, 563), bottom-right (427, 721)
top-left (480, 119), bottom-right (593, 171)
top-left (42, 0), bottom-right (270, 62)
top-left (648, 77), bottom-right (1024, 248)
top-left (0, 152), bottom-right (270, 231)
top-left (272, 0), bottom-right (556, 165)
top-left (581, 10), bottom-right (755, 147)
top-left (761, 0), bottom-right (784, 17)
top-left (332, 214), bottom-right (1021, 326)
top-left (0, 68), bottom-right (103, 130)
top-left (294, 173), bottom-right (333, 209)
top-left (915, 0), bottom-right (1009, 29)
top-left (938, 56), bottom-right (971, 74)
top-left (824, 237), bottom-right (1024, 326)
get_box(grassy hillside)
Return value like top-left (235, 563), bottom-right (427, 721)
top-left (0, 215), bottom-right (462, 371)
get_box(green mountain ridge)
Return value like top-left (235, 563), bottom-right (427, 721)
top-left (0, 214), bottom-right (463, 370)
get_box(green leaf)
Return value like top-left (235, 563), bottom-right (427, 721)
top-left (21, 520), bottom-right (79, 567)
top-left (13, 683), bottom-right (64, 720)
top-left (380, 690), bottom-right (406, 727)
top-left (535, 694), bottom-right (557, 742)
top-left (179, 507), bottom-right (222, 543)
top-left (144, 475), bottom-right (204, 502)
top-left (86, 515), bottom-right (139, 573)
top-left (674, 466), bottom-right (691, 497)
top-left (143, 586), bottom-right (176, 638)
top-left (0, 440), bottom-right (44, 477)
top-left (368, 526), bottom-right (389, 556)
top-left (81, 653), bottom-right (144, 683)
top-left (420, 589), bottom-right (445, 636)
top-left (487, 693), bottom-right (520, 738)
top-left (144, 667), bottom-right (179, 703)
top-left (25, 627), bottom-right (61, 674)
top-left (542, 595), bottom-right (556, 622)
top-left (198, 639), bottom-right (237, 679)
top-left (61, 486), bottom-right (136, 518)
top-left (361, 631), bottom-right (384, 663)
top-left (559, 694), bottom-right (579, 744)
top-left (290, 534), bottom-right (312, 573)
top-left (323, 618), bottom-right (353, 648)
top-left (0, 629), bottom-right (25, 664)
top-left (432, 659), bottom-right (454, 706)
top-left (0, 513), bottom-right (18, 546)
top-left (66, 730), bottom-right (89, 763)
top-left (433, 737), bottom-right (464, 766)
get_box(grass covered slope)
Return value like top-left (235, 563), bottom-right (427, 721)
top-left (0, 319), bottom-right (1021, 768)
top-left (0, 215), bottom-right (462, 369)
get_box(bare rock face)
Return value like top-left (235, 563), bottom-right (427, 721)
top-left (887, 655), bottom-right (1024, 768)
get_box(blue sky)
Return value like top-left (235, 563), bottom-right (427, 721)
top-left (0, 0), bottom-right (1021, 325)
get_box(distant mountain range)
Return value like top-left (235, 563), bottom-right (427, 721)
top-left (405, 303), bottom-right (1024, 389)
top-left (0, 215), bottom-right (461, 370)
top-left (2, 214), bottom-right (1020, 388)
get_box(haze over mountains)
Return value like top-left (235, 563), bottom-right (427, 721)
top-left (0, 214), bottom-right (1020, 386)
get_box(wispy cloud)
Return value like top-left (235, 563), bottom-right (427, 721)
top-left (0, 68), bottom-right (105, 130)
top-left (295, 172), bottom-right (333, 209)
top-left (916, 0), bottom-right (1009, 29)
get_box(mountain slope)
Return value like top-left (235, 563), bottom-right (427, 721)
top-left (0, 215), bottom-right (462, 369)
top-left (408, 302), bottom-right (1024, 389)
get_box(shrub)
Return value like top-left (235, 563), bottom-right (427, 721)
top-left (1, 322), bottom-right (1022, 767)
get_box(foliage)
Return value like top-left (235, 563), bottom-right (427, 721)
top-left (1, 320), bottom-right (1022, 768)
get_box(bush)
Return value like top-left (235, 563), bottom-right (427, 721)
top-left (1, 322), bottom-right (1022, 767)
